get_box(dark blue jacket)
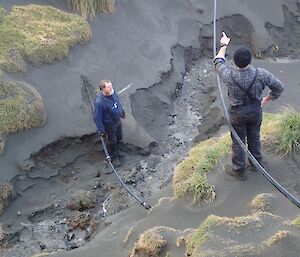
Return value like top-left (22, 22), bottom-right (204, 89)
top-left (93, 92), bottom-right (124, 133)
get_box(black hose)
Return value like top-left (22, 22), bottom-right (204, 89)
top-left (80, 75), bottom-right (151, 210)
top-left (213, 0), bottom-right (300, 208)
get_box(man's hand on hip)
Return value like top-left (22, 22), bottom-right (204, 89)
top-left (261, 95), bottom-right (272, 107)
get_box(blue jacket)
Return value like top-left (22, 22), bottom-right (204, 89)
top-left (93, 92), bottom-right (124, 133)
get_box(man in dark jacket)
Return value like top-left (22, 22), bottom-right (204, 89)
top-left (94, 79), bottom-right (125, 167)
top-left (214, 32), bottom-right (284, 180)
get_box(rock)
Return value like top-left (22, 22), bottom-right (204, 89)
top-left (17, 177), bottom-right (35, 192)
top-left (104, 190), bottom-right (130, 216)
top-left (20, 227), bottom-right (33, 242)
top-left (19, 159), bottom-right (35, 171)
top-left (28, 163), bottom-right (58, 179)
top-left (66, 212), bottom-right (93, 231)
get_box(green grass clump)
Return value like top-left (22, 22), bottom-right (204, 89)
top-left (261, 108), bottom-right (300, 156)
top-left (186, 215), bottom-right (223, 256)
top-left (276, 108), bottom-right (300, 156)
top-left (0, 5), bottom-right (91, 74)
top-left (67, 0), bottom-right (115, 17)
top-left (173, 135), bottom-right (231, 203)
top-left (0, 79), bottom-right (46, 134)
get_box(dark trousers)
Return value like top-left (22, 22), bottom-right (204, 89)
top-left (230, 103), bottom-right (262, 173)
top-left (104, 120), bottom-right (123, 158)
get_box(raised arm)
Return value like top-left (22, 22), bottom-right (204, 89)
top-left (215, 32), bottom-right (231, 59)
top-left (214, 32), bottom-right (232, 84)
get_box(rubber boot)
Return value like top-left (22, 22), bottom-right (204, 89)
top-left (110, 144), bottom-right (122, 167)
top-left (224, 164), bottom-right (247, 181)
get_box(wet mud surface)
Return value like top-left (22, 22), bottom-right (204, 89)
top-left (0, 57), bottom-right (221, 257)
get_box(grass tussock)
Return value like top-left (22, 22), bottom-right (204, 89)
top-left (186, 215), bottom-right (223, 256)
top-left (249, 193), bottom-right (275, 212)
top-left (263, 230), bottom-right (290, 246)
top-left (67, 0), bottom-right (115, 17)
top-left (0, 79), bottom-right (46, 135)
top-left (0, 5), bottom-right (91, 74)
top-left (261, 108), bottom-right (300, 156)
top-left (173, 134), bottom-right (231, 203)
top-left (130, 228), bottom-right (166, 257)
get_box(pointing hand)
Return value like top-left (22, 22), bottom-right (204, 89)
top-left (220, 32), bottom-right (230, 46)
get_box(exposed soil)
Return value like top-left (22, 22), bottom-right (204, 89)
top-left (0, 52), bottom-right (222, 257)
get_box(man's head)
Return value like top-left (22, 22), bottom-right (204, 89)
top-left (99, 79), bottom-right (113, 95)
top-left (233, 47), bottom-right (252, 68)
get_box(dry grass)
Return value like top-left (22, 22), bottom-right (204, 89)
top-left (249, 193), bottom-right (275, 212)
top-left (0, 5), bottom-right (91, 74)
top-left (176, 236), bottom-right (186, 248)
top-left (124, 227), bottom-right (134, 244)
top-left (291, 215), bottom-right (300, 228)
top-left (263, 230), bottom-right (290, 246)
top-left (67, 0), bottom-right (115, 17)
top-left (0, 79), bottom-right (46, 135)
top-left (130, 228), bottom-right (166, 257)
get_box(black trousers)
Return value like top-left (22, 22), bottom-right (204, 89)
top-left (230, 103), bottom-right (262, 173)
top-left (104, 120), bottom-right (123, 158)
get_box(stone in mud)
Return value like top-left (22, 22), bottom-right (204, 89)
top-left (19, 159), bottom-right (35, 171)
top-left (104, 190), bottom-right (130, 216)
top-left (66, 212), bottom-right (92, 230)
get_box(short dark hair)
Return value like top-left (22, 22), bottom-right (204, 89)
top-left (233, 47), bottom-right (252, 68)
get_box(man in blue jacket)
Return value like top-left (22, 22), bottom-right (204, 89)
top-left (94, 79), bottom-right (125, 167)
